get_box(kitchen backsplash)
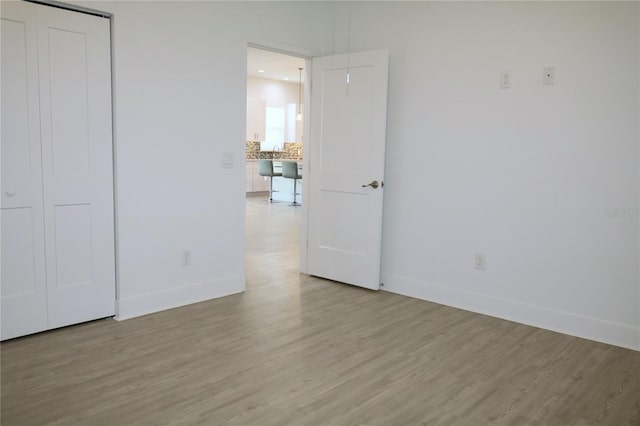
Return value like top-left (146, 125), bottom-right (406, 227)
top-left (246, 141), bottom-right (303, 160)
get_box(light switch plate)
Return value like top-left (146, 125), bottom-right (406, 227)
top-left (222, 152), bottom-right (234, 168)
top-left (500, 71), bottom-right (512, 89)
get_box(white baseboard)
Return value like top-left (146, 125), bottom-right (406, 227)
top-left (381, 273), bottom-right (640, 351)
top-left (115, 275), bottom-right (244, 321)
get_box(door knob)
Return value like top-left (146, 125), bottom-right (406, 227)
top-left (6, 189), bottom-right (16, 197)
top-left (362, 180), bottom-right (379, 189)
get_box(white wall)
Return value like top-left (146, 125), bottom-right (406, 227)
top-left (329, 2), bottom-right (639, 350)
top-left (247, 77), bottom-right (299, 110)
top-left (247, 76), bottom-right (302, 143)
top-left (72, 1), bottom-right (638, 350)
top-left (74, 1), bottom-right (328, 319)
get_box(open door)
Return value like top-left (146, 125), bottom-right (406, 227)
top-left (306, 49), bottom-right (389, 290)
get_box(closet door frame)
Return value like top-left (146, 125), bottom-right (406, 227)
top-left (1, 0), bottom-right (117, 340)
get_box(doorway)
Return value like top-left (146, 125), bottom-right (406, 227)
top-left (245, 46), bottom-right (306, 290)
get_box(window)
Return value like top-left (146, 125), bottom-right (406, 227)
top-left (286, 103), bottom-right (297, 142)
top-left (264, 106), bottom-right (284, 150)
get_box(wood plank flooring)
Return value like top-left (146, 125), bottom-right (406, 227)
top-left (1, 196), bottom-right (639, 425)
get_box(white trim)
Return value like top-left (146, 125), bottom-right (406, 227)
top-left (115, 276), bottom-right (243, 321)
top-left (299, 61), bottom-right (312, 274)
top-left (26, 0), bottom-right (110, 18)
top-left (382, 273), bottom-right (640, 351)
top-left (108, 10), bottom-right (120, 318)
top-left (245, 36), bottom-right (315, 60)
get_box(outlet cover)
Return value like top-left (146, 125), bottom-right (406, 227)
top-left (182, 250), bottom-right (192, 266)
top-left (543, 66), bottom-right (555, 85)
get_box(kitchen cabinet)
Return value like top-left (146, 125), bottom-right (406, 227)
top-left (246, 161), bottom-right (302, 199)
top-left (245, 162), bottom-right (254, 192)
top-left (246, 99), bottom-right (266, 141)
top-left (245, 161), bottom-right (270, 193)
top-left (253, 169), bottom-right (270, 192)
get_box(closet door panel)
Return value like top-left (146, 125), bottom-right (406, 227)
top-left (37, 5), bottom-right (115, 328)
top-left (0, 1), bottom-right (48, 340)
top-left (48, 27), bottom-right (90, 175)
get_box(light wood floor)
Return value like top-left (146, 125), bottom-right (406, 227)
top-left (2, 196), bottom-right (638, 425)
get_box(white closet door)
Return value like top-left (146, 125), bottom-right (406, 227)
top-left (37, 6), bottom-right (115, 328)
top-left (1, 1), bottom-right (49, 340)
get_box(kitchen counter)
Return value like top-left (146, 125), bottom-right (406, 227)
top-left (246, 158), bottom-right (303, 162)
top-left (271, 162), bottom-right (302, 203)
top-left (245, 159), bottom-right (302, 203)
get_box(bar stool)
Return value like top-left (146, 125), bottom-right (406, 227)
top-left (281, 161), bottom-right (302, 206)
top-left (258, 159), bottom-right (281, 202)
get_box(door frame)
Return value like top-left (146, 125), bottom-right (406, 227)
top-left (242, 37), bottom-right (315, 275)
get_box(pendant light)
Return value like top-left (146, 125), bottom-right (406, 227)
top-left (296, 67), bottom-right (303, 121)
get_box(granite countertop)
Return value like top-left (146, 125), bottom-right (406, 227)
top-left (247, 158), bottom-right (303, 162)
top-left (255, 153), bottom-right (303, 160)
top-left (246, 141), bottom-right (303, 161)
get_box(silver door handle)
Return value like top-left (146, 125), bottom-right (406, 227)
top-left (362, 180), bottom-right (379, 189)
top-left (6, 189), bottom-right (15, 197)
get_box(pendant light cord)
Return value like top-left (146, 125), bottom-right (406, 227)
top-left (346, 0), bottom-right (352, 92)
top-left (297, 67), bottom-right (303, 120)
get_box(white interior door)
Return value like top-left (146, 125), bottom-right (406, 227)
top-left (307, 50), bottom-right (389, 290)
top-left (37, 5), bottom-right (115, 328)
top-left (1, 2), bottom-right (115, 339)
top-left (1, 1), bottom-right (49, 340)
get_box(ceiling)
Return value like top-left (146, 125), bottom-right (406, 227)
top-left (247, 47), bottom-right (305, 83)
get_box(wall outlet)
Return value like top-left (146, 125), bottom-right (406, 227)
top-left (474, 254), bottom-right (486, 271)
top-left (182, 249), bottom-right (192, 266)
top-left (543, 66), bottom-right (555, 85)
